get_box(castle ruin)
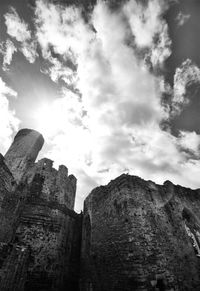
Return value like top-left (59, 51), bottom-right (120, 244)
top-left (0, 128), bottom-right (200, 290)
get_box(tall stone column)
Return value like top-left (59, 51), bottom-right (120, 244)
top-left (4, 129), bottom-right (44, 183)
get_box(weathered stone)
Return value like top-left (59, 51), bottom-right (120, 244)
top-left (2, 128), bottom-right (200, 291)
top-left (24, 157), bottom-right (76, 210)
top-left (0, 243), bottom-right (30, 291)
top-left (14, 168), bottom-right (80, 291)
top-left (0, 130), bottom-right (80, 290)
top-left (81, 174), bottom-right (200, 291)
top-left (4, 129), bottom-right (44, 183)
top-left (0, 154), bottom-right (19, 242)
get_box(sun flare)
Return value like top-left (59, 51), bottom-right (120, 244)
top-left (34, 100), bottom-right (93, 168)
top-left (34, 102), bottom-right (58, 137)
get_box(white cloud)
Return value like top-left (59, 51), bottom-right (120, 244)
top-left (4, 7), bottom-right (38, 63)
top-left (176, 12), bottom-right (191, 27)
top-left (0, 39), bottom-right (17, 70)
top-left (124, 0), bottom-right (165, 47)
top-left (149, 23), bottom-right (171, 69)
top-left (33, 0), bottom-right (200, 212)
top-left (123, 0), bottom-right (171, 68)
top-left (20, 41), bottom-right (38, 63)
top-left (40, 55), bottom-right (77, 86)
top-left (4, 7), bottom-right (31, 42)
top-left (172, 59), bottom-right (200, 114)
top-left (178, 131), bottom-right (200, 156)
top-left (35, 0), bottom-right (91, 58)
top-left (34, 0), bottom-right (92, 85)
top-left (0, 78), bottom-right (20, 154)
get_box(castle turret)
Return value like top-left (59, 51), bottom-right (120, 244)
top-left (81, 174), bottom-right (200, 291)
top-left (4, 129), bottom-right (44, 183)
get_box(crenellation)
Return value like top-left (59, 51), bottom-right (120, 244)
top-left (21, 158), bottom-right (76, 210)
top-left (35, 158), bottom-right (54, 174)
top-left (58, 164), bottom-right (68, 177)
top-left (68, 174), bottom-right (77, 189)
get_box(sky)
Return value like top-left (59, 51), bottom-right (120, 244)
top-left (1, 0), bottom-right (200, 212)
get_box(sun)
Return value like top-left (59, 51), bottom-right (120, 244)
top-left (33, 100), bottom-right (93, 161)
top-left (34, 102), bottom-right (63, 138)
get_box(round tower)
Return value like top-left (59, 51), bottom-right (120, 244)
top-left (4, 129), bottom-right (44, 183)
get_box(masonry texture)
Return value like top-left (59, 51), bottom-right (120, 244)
top-left (0, 129), bottom-right (81, 291)
top-left (0, 129), bottom-right (200, 290)
top-left (81, 175), bottom-right (200, 291)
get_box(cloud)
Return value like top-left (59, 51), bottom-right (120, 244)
top-left (0, 78), bottom-right (20, 154)
top-left (0, 39), bottom-right (17, 71)
top-left (172, 59), bottom-right (200, 115)
top-left (178, 131), bottom-right (200, 156)
top-left (32, 0), bottom-right (200, 212)
top-left (4, 7), bottom-right (31, 42)
top-left (176, 12), bottom-right (191, 27)
top-left (124, 0), bottom-right (165, 47)
top-left (4, 7), bottom-right (38, 63)
top-left (40, 55), bottom-right (77, 88)
top-left (34, 0), bottom-right (92, 87)
top-left (35, 0), bottom-right (91, 57)
top-left (20, 41), bottom-right (38, 63)
top-left (123, 0), bottom-right (171, 68)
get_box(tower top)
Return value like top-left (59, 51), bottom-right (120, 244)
top-left (4, 128), bottom-right (44, 182)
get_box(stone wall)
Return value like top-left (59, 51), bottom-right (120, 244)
top-left (0, 243), bottom-right (30, 291)
top-left (24, 158), bottom-right (77, 210)
top-left (14, 166), bottom-right (81, 290)
top-left (0, 154), bottom-right (20, 243)
top-left (81, 174), bottom-right (200, 291)
top-left (0, 129), bottom-right (81, 291)
top-left (2, 128), bottom-right (200, 291)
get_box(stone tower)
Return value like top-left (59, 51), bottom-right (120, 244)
top-left (81, 174), bottom-right (200, 291)
top-left (0, 129), bottom-right (82, 291)
top-left (4, 129), bottom-right (44, 183)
